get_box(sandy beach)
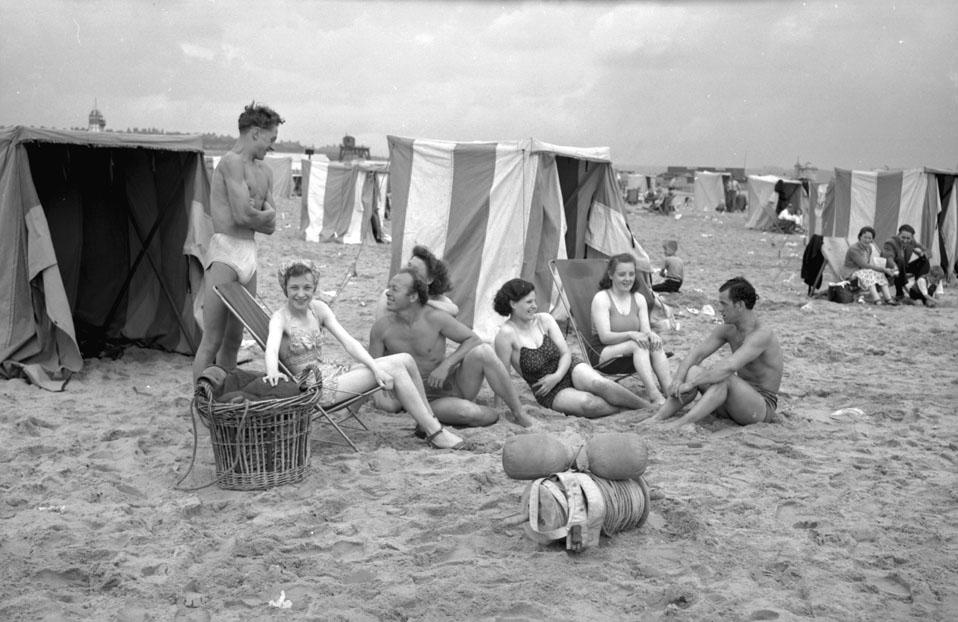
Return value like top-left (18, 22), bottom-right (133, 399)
top-left (2, 194), bottom-right (957, 621)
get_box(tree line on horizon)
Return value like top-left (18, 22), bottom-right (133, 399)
top-left (49, 125), bottom-right (344, 158)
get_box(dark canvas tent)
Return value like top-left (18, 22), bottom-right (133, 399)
top-left (0, 126), bottom-right (210, 387)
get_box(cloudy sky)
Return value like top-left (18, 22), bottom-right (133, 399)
top-left (2, 0), bottom-right (956, 171)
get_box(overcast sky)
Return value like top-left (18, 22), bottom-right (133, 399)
top-left (2, 0), bottom-right (956, 171)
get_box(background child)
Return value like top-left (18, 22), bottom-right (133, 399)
top-left (652, 239), bottom-right (684, 292)
top-left (907, 265), bottom-right (945, 307)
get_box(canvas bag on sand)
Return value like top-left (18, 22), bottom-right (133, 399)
top-left (522, 471), bottom-right (606, 552)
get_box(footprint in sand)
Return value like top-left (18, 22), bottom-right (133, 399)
top-left (34, 567), bottom-right (89, 586)
top-left (866, 572), bottom-right (912, 601)
top-left (328, 539), bottom-right (366, 561)
top-left (775, 501), bottom-right (823, 529)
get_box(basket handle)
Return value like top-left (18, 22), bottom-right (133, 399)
top-left (174, 400), bottom-right (253, 492)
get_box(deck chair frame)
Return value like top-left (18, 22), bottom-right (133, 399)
top-left (214, 281), bottom-right (378, 452)
top-left (548, 259), bottom-right (640, 383)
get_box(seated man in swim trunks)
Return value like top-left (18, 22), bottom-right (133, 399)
top-left (644, 277), bottom-right (783, 428)
top-left (192, 102), bottom-right (283, 381)
top-left (369, 269), bottom-right (536, 428)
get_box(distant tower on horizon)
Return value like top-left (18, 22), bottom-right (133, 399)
top-left (88, 100), bottom-right (106, 132)
top-left (338, 134), bottom-right (370, 161)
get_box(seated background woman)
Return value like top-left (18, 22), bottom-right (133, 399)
top-left (264, 261), bottom-right (466, 449)
top-left (493, 279), bottom-right (649, 418)
top-left (843, 226), bottom-right (898, 305)
top-left (373, 245), bottom-right (458, 319)
top-left (591, 253), bottom-right (672, 405)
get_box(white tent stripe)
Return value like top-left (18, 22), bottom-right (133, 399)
top-left (848, 170), bottom-right (878, 240)
top-left (402, 140), bottom-right (455, 265)
top-left (303, 160), bottom-right (329, 243)
top-left (898, 170), bottom-right (927, 232)
top-left (471, 144), bottom-right (531, 340)
top-left (340, 173), bottom-right (367, 244)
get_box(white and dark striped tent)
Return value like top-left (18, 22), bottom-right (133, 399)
top-left (815, 168), bottom-right (958, 286)
top-left (387, 136), bottom-right (648, 340)
top-left (263, 153), bottom-right (295, 199)
top-left (300, 158), bottom-right (388, 244)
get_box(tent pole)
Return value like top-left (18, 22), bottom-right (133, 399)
top-left (102, 194), bottom-right (197, 353)
top-left (126, 208), bottom-right (199, 352)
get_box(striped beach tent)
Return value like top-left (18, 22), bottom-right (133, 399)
top-left (263, 153), bottom-right (294, 199)
top-left (300, 159), bottom-right (388, 244)
top-left (387, 136), bottom-right (648, 340)
top-left (815, 168), bottom-right (958, 286)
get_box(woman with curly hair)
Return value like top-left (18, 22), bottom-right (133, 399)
top-left (493, 278), bottom-right (649, 418)
top-left (263, 260), bottom-right (468, 449)
top-left (842, 226), bottom-right (898, 305)
top-left (374, 245), bottom-right (459, 318)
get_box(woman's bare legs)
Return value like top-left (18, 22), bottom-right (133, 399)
top-left (650, 349), bottom-right (672, 396)
top-left (599, 342), bottom-right (664, 404)
top-left (329, 353), bottom-right (464, 449)
top-left (571, 364), bottom-right (650, 410)
top-left (550, 389), bottom-right (619, 418)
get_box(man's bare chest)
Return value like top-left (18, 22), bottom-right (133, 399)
top-left (385, 323), bottom-right (444, 355)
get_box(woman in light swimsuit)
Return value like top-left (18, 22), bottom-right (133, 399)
top-left (591, 254), bottom-right (672, 405)
top-left (263, 261), bottom-right (467, 450)
top-left (493, 279), bottom-right (649, 418)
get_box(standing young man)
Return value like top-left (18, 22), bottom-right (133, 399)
top-left (192, 102), bottom-right (284, 381)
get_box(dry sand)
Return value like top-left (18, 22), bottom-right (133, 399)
top-left (2, 195), bottom-right (957, 621)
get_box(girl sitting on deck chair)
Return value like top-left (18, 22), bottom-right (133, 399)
top-left (263, 261), bottom-right (467, 450)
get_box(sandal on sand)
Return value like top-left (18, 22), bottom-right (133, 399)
top-left (424, 426), bottom-right (471, 451)
top-left (413, 425), bottom-right (427, 439)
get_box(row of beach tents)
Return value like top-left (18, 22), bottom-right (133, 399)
top-left (0, 126), bottom-right (645, 385)
top-left (1, 124), bottom-right (955, 386)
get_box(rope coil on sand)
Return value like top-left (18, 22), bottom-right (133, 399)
top-left (590, 475), bottom-right (651, 535)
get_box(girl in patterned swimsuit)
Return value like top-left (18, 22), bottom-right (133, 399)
top-left (493, 279), bottom-right (649, 418)
top-left (262, 261), bottom-right (468, 450)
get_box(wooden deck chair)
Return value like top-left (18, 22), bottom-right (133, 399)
top-left (214, 281), bottom-right (378, 452)
top-left (548, 259), bottom-right (640, 382)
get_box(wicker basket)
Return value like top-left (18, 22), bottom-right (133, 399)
top-left (193, 380), bottom-right (322, 490)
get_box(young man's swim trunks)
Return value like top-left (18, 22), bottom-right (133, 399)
top-left (206, 233), bottom-right (257, 284)
top-left (421, 363), bottom-right (461, 401)
top-left (755, 386), bottom-right (778, 423)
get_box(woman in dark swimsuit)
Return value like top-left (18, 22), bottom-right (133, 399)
top-left (492, 279), bottom-right (650, 418)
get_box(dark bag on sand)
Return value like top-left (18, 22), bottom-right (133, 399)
top-left (828, 283), bottom-right (855, 304)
